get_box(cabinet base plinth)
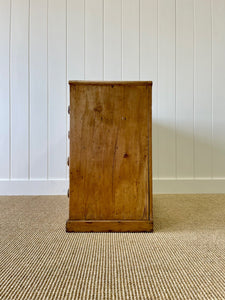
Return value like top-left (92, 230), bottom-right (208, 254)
top-left (66, 220), bottom-right (153, 232)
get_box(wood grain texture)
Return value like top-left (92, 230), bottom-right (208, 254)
top-left (67, 81), bottom-right (152, 232)
top-left (66, 220), bottom-right (153, 232)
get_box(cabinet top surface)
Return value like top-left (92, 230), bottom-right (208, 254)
top-left (69, 80), bottom-right (152, 86)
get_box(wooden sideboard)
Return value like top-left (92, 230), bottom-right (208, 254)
top-left (66, 81), bottom-right (153, 232)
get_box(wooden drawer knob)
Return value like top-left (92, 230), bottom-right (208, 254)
top-left (68, 105), bottom-right (70, 114)
top-left (67, 157), bottom-right (69, 166)
top-left (68, 130), bottom-right (70, 139)
top-left (67, 189), bottom-right (69, 198)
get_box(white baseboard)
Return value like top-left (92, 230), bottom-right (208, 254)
top-left (0, 180), bottom-right (68, 195)
top-left (0, 179), bottom-right (225, 195)
top-left (153, 179), bottom-right (225, 194)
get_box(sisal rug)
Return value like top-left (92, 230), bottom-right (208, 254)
top-left (1, 194), bottom-right (225, 300)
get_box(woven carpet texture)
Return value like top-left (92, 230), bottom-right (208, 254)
top-left (1, 194), bottom-right (225, 300)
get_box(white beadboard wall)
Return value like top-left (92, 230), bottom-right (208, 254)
top-left (0, 0), bottom-right (225, 195)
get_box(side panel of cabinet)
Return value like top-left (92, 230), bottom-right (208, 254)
top-left (69, 84), bottom-right (150, 220)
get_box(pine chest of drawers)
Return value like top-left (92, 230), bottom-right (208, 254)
top-left (66, 81), bottom-right (153, 232)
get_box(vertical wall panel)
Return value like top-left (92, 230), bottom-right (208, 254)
top-left (212, 0), bottom-right (225, 178)
top-left (48, 0), bottom-right (67, 178)
top-left (67, 0), bottom-right (85, 179)
top-left (104, 0), bottom-right (122, 80)
top-left (140, 0), bottom-right (156, 80)
top-left (194, 0), bottom-right (212, 178)
top-left (0, 0), bottom-right (10, 178)
top-left (176, 0), bottom-right (194, 178)
top-left (11, 0), bottom-right (29, 179)
top-left (67, 0), bottom-right (84, 80)
top-left (1, 0), bottom-right (225, 193)
top-left (158, 0), bottom-right (176, 178)
top-left (122, 0), bottom-right (139, 80)
top-left (140, 0), bottom-right (158, 178)
top-left (85, 0), bottom-right (103, 80)
top-left (30, 0), bottom-right (47, 179)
